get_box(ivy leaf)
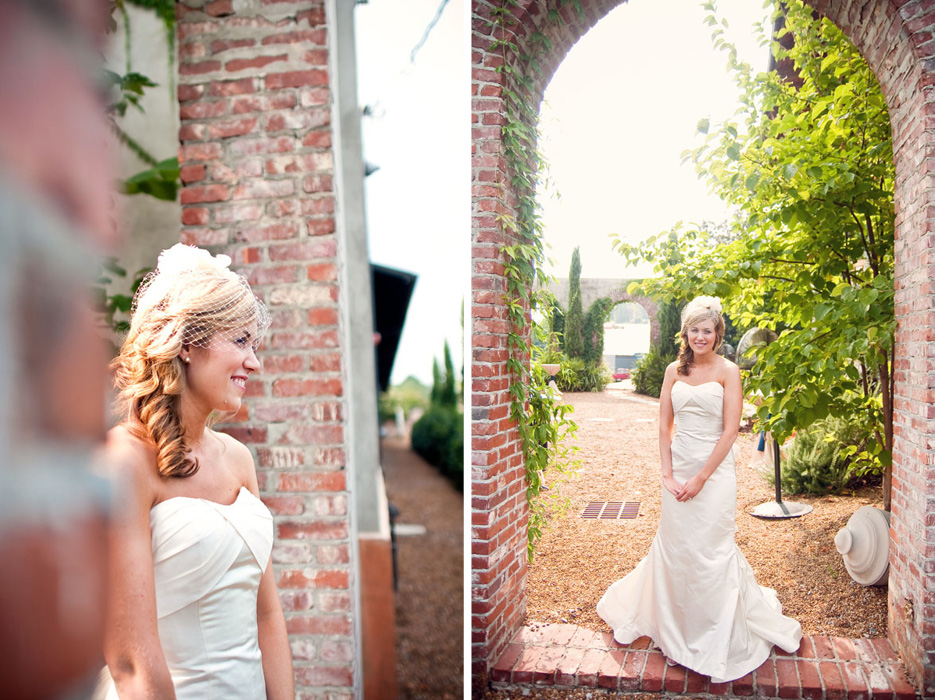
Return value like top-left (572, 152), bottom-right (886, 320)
top-left (122, 157), bottom-right (180, 201)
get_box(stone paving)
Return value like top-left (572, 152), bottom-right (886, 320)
top-left (491, 623), bottom-right (919, 699)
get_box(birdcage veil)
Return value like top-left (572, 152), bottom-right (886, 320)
top-left (129, 244), bottom-right (270, 352)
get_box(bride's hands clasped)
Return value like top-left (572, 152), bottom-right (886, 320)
top-left (675, 474), bottom-right (706, 502)
top-left (662, 474), bottom-right (683, 498)
top-left (663, 473), bottom-right (706, 502)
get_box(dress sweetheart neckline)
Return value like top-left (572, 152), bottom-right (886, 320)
top-left (673, 379), bottom-right (723, 389)
top-left (151, 485), bottom-right (256, 512)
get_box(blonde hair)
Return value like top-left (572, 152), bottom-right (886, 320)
top-left (112, 266), bottom-right (265, 479)
top-left (676, 297), bottom-right (725, 376)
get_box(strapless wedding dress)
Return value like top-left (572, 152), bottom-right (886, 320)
top-left (597, 381), bottom-right (802, 682)
top-left (96, 486), bottom-right (273, 699)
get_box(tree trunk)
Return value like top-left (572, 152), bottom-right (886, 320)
top-left (878, 360), bottom-right (893, 511)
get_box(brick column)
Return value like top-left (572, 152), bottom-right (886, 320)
top-left (176, 1), bottom-right (354, 697)
top-left (810, 0), bottom-right (935, 693)
top-left (471, 1), bottom-right (538, 688)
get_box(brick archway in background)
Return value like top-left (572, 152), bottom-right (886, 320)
top-left (606, 290), bottom-right (660, 347)
top-left (544, 278), bottom-right (661, 346)
top-left (471, 0), bottom-right (935, 694)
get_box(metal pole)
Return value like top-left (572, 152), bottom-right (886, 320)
top-left (773, 436), bottom-right (783, 504)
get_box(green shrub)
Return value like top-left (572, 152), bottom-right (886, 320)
top-left (378, 376), bottom-right (430, 423)
top-left (778, 414), bottom-right (867, 495)
top-left (411, 407), bottom-right (463, 491)
top-left (631, 347), bottom-right (674, 398)
top-left (555, 356), bottom-right (608, 393)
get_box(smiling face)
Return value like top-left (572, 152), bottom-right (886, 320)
top-left (686, 318), bottom-right (718, 357)
top-left (680, 306), bottom-right (724, 360)
top-left (182, 326), bottom-right (260, 415)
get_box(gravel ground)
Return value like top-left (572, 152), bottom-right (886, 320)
top-left (524, 382), bottom-right (888, 639)
top-left (382, 437), bottom-right (464, 700)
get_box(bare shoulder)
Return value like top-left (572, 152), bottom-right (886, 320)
top-left (718, 357), bottom-right (742, 388)
top-left (213, 430), bottom-right (259, 493)
top-left (103, 425), bottom-right (159, 509)
top-left (664, 360), bottom-right (680, 378)
top-left (718, 356), bottom-right (741, 378)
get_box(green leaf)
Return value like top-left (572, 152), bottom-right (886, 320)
top-left (123, 157), bottom-right (180, 201)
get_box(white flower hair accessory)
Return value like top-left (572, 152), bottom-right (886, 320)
top-left (689, 295), bottom-right (722, 313)
top-left (682, 295), bottom-right (723, 320)
top-left (156, 243), bottom-right (232, 277)
top-left (129, 244), bottom-right (270, 353)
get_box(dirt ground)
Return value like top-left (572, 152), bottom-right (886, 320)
top-left (524, 382), bottom-right (888, 639)
top-left (382, 437), bottom-right (464, 700)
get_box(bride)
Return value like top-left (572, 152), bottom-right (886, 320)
top-left (98, 244), bottom-right (294, 699)
top-left (597, 296), bottom-right (802, 682)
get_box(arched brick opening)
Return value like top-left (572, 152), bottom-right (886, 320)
top-left (472, 0), bottom-right (935, 693)
top-left (544, 278), bottom-right (661, 345)
top-left (606, 291), bottom-right (659, 347)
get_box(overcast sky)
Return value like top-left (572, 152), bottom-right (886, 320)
top-left (539, 0), bottom-right (773, 281)
top-left (355, 0), bottom-right (466, 387)
top-left (354, 0), bottom-right (772, 385)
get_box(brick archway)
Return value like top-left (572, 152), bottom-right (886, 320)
top-left (606, 291), bottom-right (659, 348)
top-left (544, 278), bottom-right (661, 345)
top-left (471, 0), bottom-right (935, 693)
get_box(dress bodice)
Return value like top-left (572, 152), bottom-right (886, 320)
top-left (96, 487), bottom-right (273, 700)
top-left (149, 486), bottom-right (273, 699)
top-left (671, 380), bottom-right (725, 443)
top-left (150, 486), bottom-right (273, 618)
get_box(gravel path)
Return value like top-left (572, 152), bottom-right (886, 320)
top-left (524, 382), bottom-right (887, 639)
top-left (382, 437), bottom-right (463, 700)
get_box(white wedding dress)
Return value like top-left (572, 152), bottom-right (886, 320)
top-left (96, 486), bottom-right (273, 699)
top-left (597, 380), bottom-right (802, 683)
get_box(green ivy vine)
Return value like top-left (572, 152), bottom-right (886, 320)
top-left (488, 0), bottom-right (583, 560)
top-left (108, 0), bottom-right (180, 202)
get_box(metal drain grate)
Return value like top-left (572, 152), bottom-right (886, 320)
top-left (581, 502), bottom-right (604, 518)
top-left (581, 501), bottom-right (640, 519)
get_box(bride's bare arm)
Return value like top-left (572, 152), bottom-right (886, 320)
top-left (676, 362), bottom-right (743, 502)
top-left (659, 362), bottom-right (682, 496)
top-left (257, 563), bottom-right (295, 699)
top-left (103, 432), bottom-right (176, 699)
top-left (229, 433), bottom-right (295, 700)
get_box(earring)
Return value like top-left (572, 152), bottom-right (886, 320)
top-left (182, 357), bottom-right (190, 364)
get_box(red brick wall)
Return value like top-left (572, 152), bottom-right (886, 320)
top-left (472, 0), bottom-right (935, 695)
top-left (472, 1), bottom-right (535, 687)
top-left (176, 1), bottom-right (354, 697)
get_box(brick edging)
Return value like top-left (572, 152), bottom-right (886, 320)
top-left (491, 623), bottom-right (919, 699)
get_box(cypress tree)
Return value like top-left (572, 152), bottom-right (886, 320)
top-left (657, 299), bottom-right (682, 357)
top-left (430, 357), bottom-right (442, 406)
top-left (564, 247), bottom-right (584, 358)
top-left (440, 340), bottom-right (457, 408)
top-left (582, 297), bottom-right (613, 366)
